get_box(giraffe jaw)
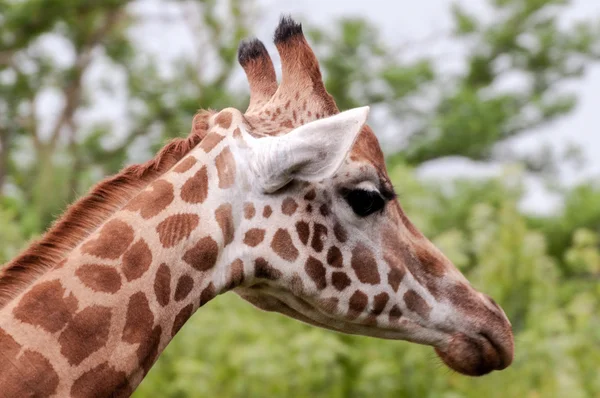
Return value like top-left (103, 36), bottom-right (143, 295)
top-left (237, 286), bottom-right (512, 376)
top-left (237, 287), bottom-right (449, 345)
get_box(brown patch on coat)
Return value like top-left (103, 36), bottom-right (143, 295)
top-left (281, 197), bottom-right (298, 215)
top-left (199, 132), bottom-right (225, 153)
top-left (0, 349), bottom-right (60, 397)
top-left (263, 205), bottom-right (273, 218)
top-left (154, 263), bottom-right (171, 307)
top-left (215, 147), bottom-right (236, 188)
top-left (175, 275), bottom-right (194, 301)
top-left (351, 244), bottom-right (381, 285)
top-left (295, 221), bottom-right (310, 245)
top-left (271, 229), bottom-right (299, 261)
top-left (122, 292), bottom-right (154, 346)
top-left (305, 256), bottom-right (327, 290)
top-left (348, 290), bottom-right (368, 316)
top-left (58, 305), bottom-right (112, 365)
top-left (254, 257), bottom-right (282, 280)
top-left (0, 327), bottom-right (21, 357)
top-left (76, 264), bottom-right (122, 294)
top-left (447, 283), bottom-right (503, 324)
top-left (372, 292), bottom-right (390, 315)
top-left (181, 166), bottom-right (209, 204)
top-left (173, 156), bottom-right (197, 173)
top-left (71, 362), bottom-right (131, 398)
top-left (326, 246), bottom-right (343, 268)
top-left (156, 214), bottom-right (200, 248)
top-left (311, 223), bottom-right (328, 252)
top-left (333, 222), bottom-right (348, 243)
top-left (182, 237), bottom-right (219, 271)
top-left (199, 283), bottom-right (216, 306)
top-left (387, 265), bottom-right (405, 292)
top-left (403, 289), bottom-right (431, 319)
top-left (414, 244), bottom-right (447, 277)
top-left (225, 259), bottom-right (245, 290)
top-left (244, 228), bottom-right (266, 247)
top-left (215, 111), bottom-right (233, 129)
top-left (125, 179), bottom-right (175, 219)
top-left (171, 304), bottom-right (193, 337)
top-left (304, 189), bottom-right (316, 200)
top-left (244, 202), bottom-right (256, 219)
top-left (137, 325), bottom-right (163, 376)
top-left (81, 219), bottom-right (134, 260)
top-left (13, 280), bottom-right (78, 333)
top-left (215, 204), bottom-right (235, 245)
top-left (331, 272), bottom-right (351, 291)
top-left (122, 239), bottom-right (153, 282)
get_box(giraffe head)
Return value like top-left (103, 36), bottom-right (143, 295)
top-left (216, 17), bottom-right (513, 376)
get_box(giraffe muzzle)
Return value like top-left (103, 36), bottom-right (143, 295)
top-left (434, 321), bottom-right (514, 376)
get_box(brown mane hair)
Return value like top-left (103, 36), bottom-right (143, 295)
top-left (0, 110), bottom-right (213, 308)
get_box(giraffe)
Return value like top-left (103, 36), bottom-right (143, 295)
top-left (0, 17), bottom-right (513, 397)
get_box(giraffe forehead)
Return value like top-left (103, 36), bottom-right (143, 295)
top-left (348, 125), bottom-right (388, 174)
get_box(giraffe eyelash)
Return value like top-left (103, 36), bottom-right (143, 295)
top-left (341, 188), bottom-right (386, 217)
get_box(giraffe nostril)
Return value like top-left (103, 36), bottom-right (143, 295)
top-left (477, 330), bottom-right (514, 371)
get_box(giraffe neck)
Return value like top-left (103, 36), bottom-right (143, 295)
top-left (0, 133), bottom-right (244, 397)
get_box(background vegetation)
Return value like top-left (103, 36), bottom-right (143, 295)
top-left (1, 0), bottom-right (599, 396)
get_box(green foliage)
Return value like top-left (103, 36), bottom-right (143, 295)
top-left (529, 183), bottom-right (600, 266)
top-left (1, 0), bottom-right (600, 397)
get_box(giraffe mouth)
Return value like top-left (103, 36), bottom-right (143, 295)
top-left (434, 332), bottom-right (514, 376)
top-left (239, 285), bottom-right (514, 377)
top-left (238, 285), bottom-right (513, 376)
top-left (238, 285), bottom-right (514, 376)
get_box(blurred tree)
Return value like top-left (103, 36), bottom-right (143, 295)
top-left (0, 0), bottom-right (253, 235)
top-left (311, 0), bottom-right (600, 171)
top-left (528, 183), bottom-right (600, 267)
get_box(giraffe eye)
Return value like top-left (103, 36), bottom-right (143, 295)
top-left (343, 189), bottom-right (385, 217)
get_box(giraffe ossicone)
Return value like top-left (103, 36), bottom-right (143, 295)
top-left (0, 16), bottom-right (513, 397)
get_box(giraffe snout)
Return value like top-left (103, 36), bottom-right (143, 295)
top-left (435, 293), bottom-right (514, 376)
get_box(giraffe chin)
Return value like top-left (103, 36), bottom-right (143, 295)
top-left (434, 332), bottom-right (513, 376)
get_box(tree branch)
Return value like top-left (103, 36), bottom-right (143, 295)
top-left (47, 7), bottom-right (125, 151)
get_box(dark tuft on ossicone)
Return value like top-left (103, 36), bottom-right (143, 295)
top-left (238, 38), bottom-right (269, 66)
top-left (274, 15), bottom-right (303, 44)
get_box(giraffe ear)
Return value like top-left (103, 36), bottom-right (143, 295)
top-left (250, 106), bottom-right (370, 193)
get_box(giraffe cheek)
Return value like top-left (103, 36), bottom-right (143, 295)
top-left (350, 244), bottom-right (381, 285)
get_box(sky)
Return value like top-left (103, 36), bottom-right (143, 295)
top-left (256, 0), bottom-right (600, 213)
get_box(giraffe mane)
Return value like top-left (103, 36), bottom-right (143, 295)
top-left (0, 110), bottom-right (213, 308)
